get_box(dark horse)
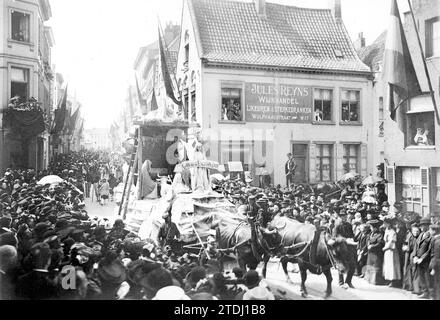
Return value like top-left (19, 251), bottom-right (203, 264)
top-left (266, 216), bottom-right (355, 298)
top-left (215, 218), bottom-right (271, 275)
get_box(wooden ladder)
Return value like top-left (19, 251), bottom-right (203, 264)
top-left (118, 128), bottom-right (140, 220)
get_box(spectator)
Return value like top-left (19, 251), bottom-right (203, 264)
top-left (382, 218), bottom-right (401, 287)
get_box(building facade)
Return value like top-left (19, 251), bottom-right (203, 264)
top-left (360, 0), bottom-right (440, 217)
top-left (175, 0), bottom-right (375, 186)
top-left (82, 128), bottom-right (111, 151)
top-left (0, 0), bottom-right (55, 172)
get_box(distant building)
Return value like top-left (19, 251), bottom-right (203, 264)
top-left (0, 0), bottom-right (55, 172)
top-left (83, 128), bottom-right (111, 151)
top-left (359, 0), bottom-right (440, 217)
top-left (175, 0), bottom-right (375, 186)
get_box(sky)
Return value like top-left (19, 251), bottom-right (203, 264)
top-left (48, 0), bottom-right (410, 129)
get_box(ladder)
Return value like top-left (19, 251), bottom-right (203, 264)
top-left (118, 128), bottom-right (140, 220)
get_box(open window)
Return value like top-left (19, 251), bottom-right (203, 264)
top-left (406, 95), bottom-right (436, 147)
top-left (313, 89), bottom-right (333, 122)
top-left (11, 11), bottom-right (30, 43)
top-left (221, 86), bottom-right (243, 122)
top-left (341, 90), bottom-right (361, 123)
top-left (11, 67), bottom-right (29, 100)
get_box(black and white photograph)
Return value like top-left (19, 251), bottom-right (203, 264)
top-left (1, 0), bottom-right (440, 305)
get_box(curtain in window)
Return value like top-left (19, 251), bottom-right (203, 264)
top-left (19, 14), bottom-right (30, 42)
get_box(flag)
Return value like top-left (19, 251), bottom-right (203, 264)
top-left (135, 76), bottom-right (147, 111)
top-left (150, 89), bottom-right (159, 111)
top-left (383, 0), bottom-right (422, 132)
top-left (51, 85), bottom-right (68, 134)
top-left (158, 24), bottom-right (182, 106)
top-left (69, 107), bottom-right (81, 136)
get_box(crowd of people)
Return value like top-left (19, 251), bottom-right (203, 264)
top-left (0, 151), bottom-right (273, 300)
top-left (1, 150), bottom-right (439, 300)
top-left (216, 175), bottom-right (440, 300)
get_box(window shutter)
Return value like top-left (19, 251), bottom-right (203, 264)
top-left (336, 144), bottom-right (344, 181)
top-left (360, 144), bottom-right (367, 177)
top-left (420, 167), bottom-right (431, 217)
top-left (387, 167), bottom-right (395, 184)
top-left (386, 166), bottom-right (396, 206)
top-left (309, 144), bottom-right (316, 183)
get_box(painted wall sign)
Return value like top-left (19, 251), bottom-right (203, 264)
top-left (245, 83), bottom-right (313, 123)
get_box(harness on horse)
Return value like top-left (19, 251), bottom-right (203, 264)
top-left (281, 227), bottom-right (338, 274)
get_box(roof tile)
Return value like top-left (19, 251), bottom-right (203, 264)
top-left (189, 0), bottom-right (370, 73)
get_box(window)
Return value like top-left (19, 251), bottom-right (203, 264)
top-left (11, 11), bottom-right (30, 42)
top-left (426, 17), bottom-right (440, 58)
top-left (343, 144), bottom-right (359, 174)
top-left (11, 67), bottom-right (29, 99)
top-left (341, 90), bottom-right (360, 123)
top-left (184, 44), bottom-right (189, 64)
top-left (191, 92), bottom-right (196, 122)
top-left (397, 168), bottom-right (422, 214)
top-left (221, 88), bottom-right (243, 122)
top-left (313, 89), bottom-right (333, 122)
top-left (407, 112), bottom-right (435, 147)
top-left (316, 144), bottom-right (333, 182)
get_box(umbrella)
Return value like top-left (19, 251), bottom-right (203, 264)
top-left (338, 172), bottom-right (360, 183)
top-left (361, 175), bottom-right (382, 186)
top-left (362, 195), bottom-right (377, 204)
top-left (37, 175), bottom-right (65, 185)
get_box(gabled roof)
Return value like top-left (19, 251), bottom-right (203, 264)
top-left (358, 31), bottom-right (387, 72)
top-left (187, 0), bottom-right (370, 74)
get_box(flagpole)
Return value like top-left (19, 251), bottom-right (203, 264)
top-left (407, 0), bottom-right (440, 125)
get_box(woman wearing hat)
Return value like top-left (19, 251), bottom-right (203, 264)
top-left (402, 224), bottom-right (420, 292)
top-left (364, 220), bottom-right (385, 285)
top-left (382, 218), bottom-right (401, 287)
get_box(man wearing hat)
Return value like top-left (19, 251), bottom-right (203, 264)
top-left (158, 208), bottom-right (181, 250)
top-left (332, 209), bottom-right (356, 288)
top-left (413, 217), bottom-right (432, 299)
top-left (429, 224), bottom-right (440, 300)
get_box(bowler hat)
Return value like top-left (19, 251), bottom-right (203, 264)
top-left (98, 258), bottom-right (127, 285)
top-left (419, 217), bottom-right (431, 226)
top-left (243, 270), bottom-right (261, 288)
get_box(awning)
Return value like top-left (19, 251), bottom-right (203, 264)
top-left (407, 94), bottom-right (435, 114)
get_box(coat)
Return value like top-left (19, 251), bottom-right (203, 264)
top-left (430, 235), bottom-right (440, 271)
top-left (413, 231), bottom-right (432, 268)
top-left (383, 228), bottom-right (401, 280)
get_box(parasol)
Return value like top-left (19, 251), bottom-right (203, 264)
top-left (362, 195), bottom-right (377, 204)
top-left (37, 175), bottom-right (64, 185)
top-left (361, 174), bottom-right (382, 186)
top-left (338, 172), bottom-right (360, 183)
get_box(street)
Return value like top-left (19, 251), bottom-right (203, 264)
top-left (82, 199), bottom-right (423, 301)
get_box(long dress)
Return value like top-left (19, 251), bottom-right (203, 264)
top-left (137, 160), bottom-right (158, 200)
top-left (402, 232), bottom-right (417, 291)
top-left (383, 228), bottom-right (401, 281)
top-left (191, 147), bottom-right (211, 192)
top-left (364, 231), bottom-right (385, 285)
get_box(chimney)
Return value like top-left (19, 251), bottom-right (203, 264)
top-left (254, 0), bottom-right (266, 17)
top-left (329, 0), bottom-right (342, 20)
top-left (354, 32), bottom-right (366, 51)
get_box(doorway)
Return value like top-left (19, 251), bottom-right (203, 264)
top-left (292, 144), bottom-right (308, 183)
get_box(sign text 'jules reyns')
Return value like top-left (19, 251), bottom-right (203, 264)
top-left (245, 83), bottom-right (313, 123)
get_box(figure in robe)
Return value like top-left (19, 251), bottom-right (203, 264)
top-left (137, 160), bottom-right (158, 200)
top-left (191, 142), bottom-right (211, 192)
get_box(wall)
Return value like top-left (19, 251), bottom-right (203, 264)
top-left (199, 67), bottom-right (374, 186)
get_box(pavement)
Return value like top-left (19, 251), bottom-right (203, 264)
top-left (82, 198), bottom-right (425, 300)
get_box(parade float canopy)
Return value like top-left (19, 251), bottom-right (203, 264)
top-left (136, 190), bottom-right (246, 243)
